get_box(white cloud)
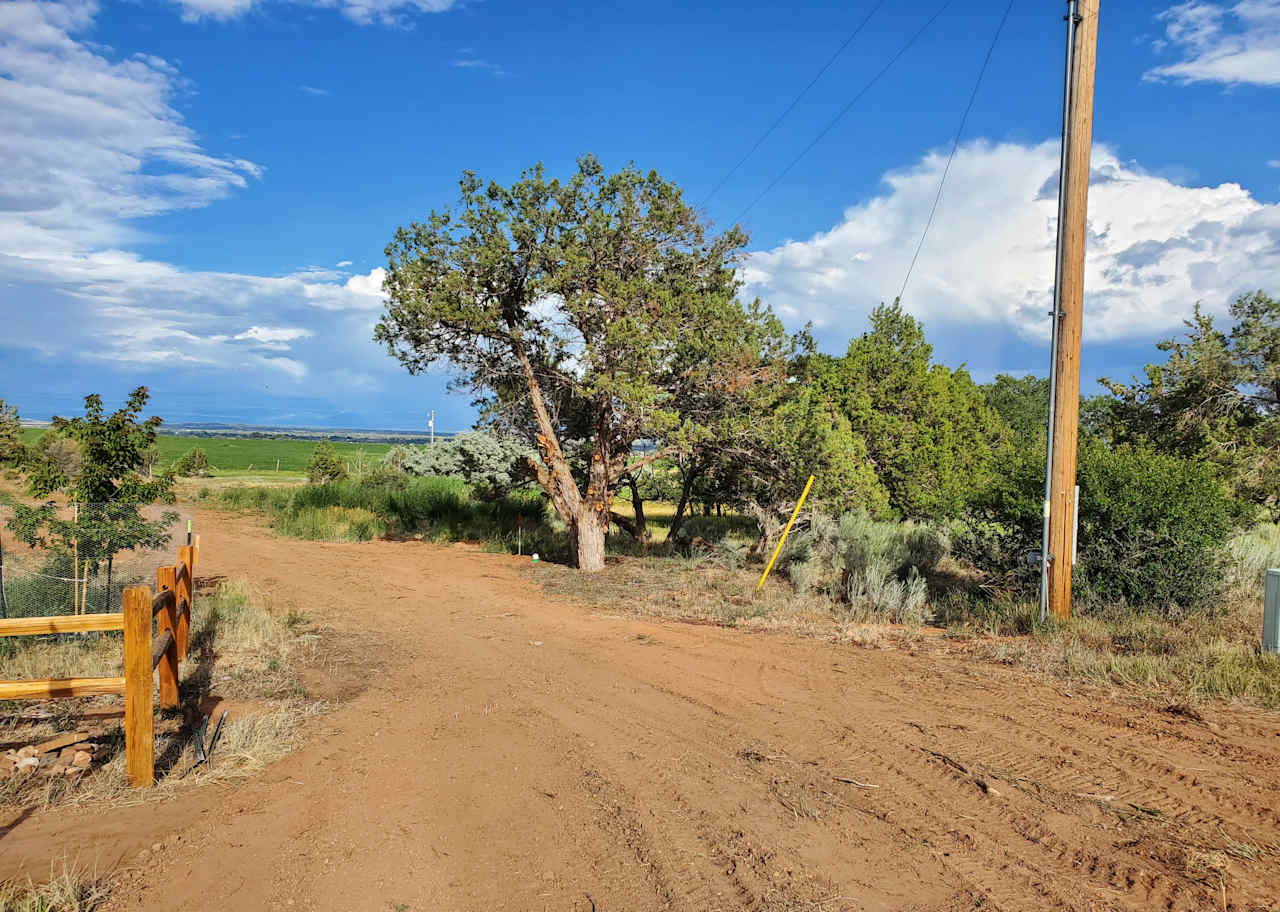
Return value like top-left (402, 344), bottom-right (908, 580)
top-left (170, 0), bottom-right (255, 21)
top-left (1145, 1), bottom-right (1280, 86)
top-left (343, 268), bottom-right (387, 300)
top-left (235, 325), bottom-right (313, 344)
top-left (298, 84), bottom-right (330, 96)
top-left (258, 356), bottom-right (308, 380)
top-left (0, 0), bottom-right (262, 260)
top-left (742, 140), bottom-right (1280, 346)
top-left (452, 57), bottom-right (507, 76)
top-left (0, 1), bottom-right (389, 388)
top-left (168, 0), bottom-right (458, 26)
top-left (336, 259), bottom-right (353, 267)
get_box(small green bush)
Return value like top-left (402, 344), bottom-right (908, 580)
top-left (968, 441), bottom-right (1243, 614)
top-left (174, 446), bottom-right (212, 477)
top-left (1074, 442), bottom-right (1241, 612)
top-left (305, 442), bottom-right (348, 484)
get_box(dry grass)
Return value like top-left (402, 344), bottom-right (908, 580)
top-left (957, 524), bottom-right (1280, 709)
top-left (0, 635), bottom-right (122, 683)
top-left (1, 577), bottom-right (322, 812)
top-left (990, 603), bottom-right (1280, 711)
top-left (529, 554), bottom-right (926, 651)
top-left (0, 864), bottom-right (109, 912)
top-left (531, 555), bottom-right (834, 631)
top-left (530, 524), bottom-right (1280, 712)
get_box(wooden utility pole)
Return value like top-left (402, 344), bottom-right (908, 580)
top-left (1046, 0), bottom-right (1100, 620)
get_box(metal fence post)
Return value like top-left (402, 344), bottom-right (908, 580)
top-left (1265, 569), bottom-right (1280, 655)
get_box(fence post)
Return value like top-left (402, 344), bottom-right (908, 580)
top-left (156, 566), bottom-right (179, 708)
top-left (122, 585), bottom-right (154, 787)
top-left (177, 545), bottom-right (194, 660)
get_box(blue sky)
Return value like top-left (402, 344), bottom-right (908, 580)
top-left (2, 0), bottom-right (1279, 431)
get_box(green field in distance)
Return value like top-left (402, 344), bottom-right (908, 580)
top-left (19, 429), bottom-right (393, 476)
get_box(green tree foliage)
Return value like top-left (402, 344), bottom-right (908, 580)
top-left (306, 442), bottom-right (349, 484)
top-left (9, 388), bottom-right (177, 579)
top-left (766, 351), bottom-right (890, 516)
top-left (376, 156), bottom-right (782, 570)
top-left (174, 447), bottom-right (212, 477)
top-left (965, 439), bottom-right (1240, 614)
top-left (22, 388), bottom-right (172, 506)
top-left (821, 303), bottom-right (1006, 520)
top-left (0, 399), bottom-right (24, 467)
top-left (981, 374), bottom-right (1048, 445)
top-left (1101, 292), bottom-right (1279, 516)
top-left (386, 432), bottom-right (533, 498)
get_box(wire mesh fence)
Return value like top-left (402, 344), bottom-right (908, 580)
top-left (0, 502), bottom-right (192, 619)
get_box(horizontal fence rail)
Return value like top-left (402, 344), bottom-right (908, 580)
top-left (0, 613), bottom-right (125, 637)
top-left (0, 539), bottom-right (200, 787)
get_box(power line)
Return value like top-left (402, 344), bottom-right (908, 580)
top-left (701, 0), bottom-right (889, 208)
top-left (731, 0), bottom-right (955, 227)
top-left (898, 0), bottom-right (1016, 302)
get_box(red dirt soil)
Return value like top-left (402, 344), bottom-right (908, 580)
top-left (3, 510), bottom-right (1279, 911)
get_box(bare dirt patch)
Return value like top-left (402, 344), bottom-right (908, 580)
top-left (2, 510), bottom-right (1278, 911)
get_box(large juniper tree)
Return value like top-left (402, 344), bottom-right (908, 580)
top-left (1100, 291), bottom-right (1279, 516)
top-left (376, 157), bottom-right (777, 570)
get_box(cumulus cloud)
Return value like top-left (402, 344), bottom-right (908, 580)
top-left (168, 0), bottom-right (458, 26)
top-left (1145, 1), bottom-right (1280, 86)
top-left (742, 140), bottom-right (1280, 348)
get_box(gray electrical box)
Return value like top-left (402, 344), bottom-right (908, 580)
top-left (1266, 569), bottom-right (1280, 654)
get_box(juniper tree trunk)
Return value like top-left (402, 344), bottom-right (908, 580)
top-left (627, 476), bottom-right (648, 546)
top-left (573, 508), bottom-right (609, 572)
top-left (668, 458), bottom-right (702, 542)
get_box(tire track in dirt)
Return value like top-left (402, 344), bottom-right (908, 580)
top-left (7, 511), bottom-right (1277, 911)
top-left (889, 685), bottom-right (1280, 852)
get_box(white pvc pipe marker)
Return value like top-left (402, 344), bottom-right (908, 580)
top-left (1264, 569), bottom-right (1280, 654)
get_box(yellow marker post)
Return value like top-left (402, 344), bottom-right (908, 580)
top-left (756, 475), bottom-right (815, 591)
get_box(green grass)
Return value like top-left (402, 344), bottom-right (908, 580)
top-left (201, 475), bottom-right (554, 546)
top-left (19, 430), bottom-right (391, 477)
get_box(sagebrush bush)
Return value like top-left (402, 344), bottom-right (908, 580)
top-left (385, 432), bottom-right (533, 499)
top-left (1225, 522), bottom-right (1280, 589)
top-left (780, 511), bottom-right (947, 624)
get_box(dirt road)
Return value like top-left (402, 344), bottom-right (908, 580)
top-left (5, 511), bottom-right (1280, 911)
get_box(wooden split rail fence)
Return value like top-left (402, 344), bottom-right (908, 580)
top-left (0, 542), bottom-right (200, 787)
